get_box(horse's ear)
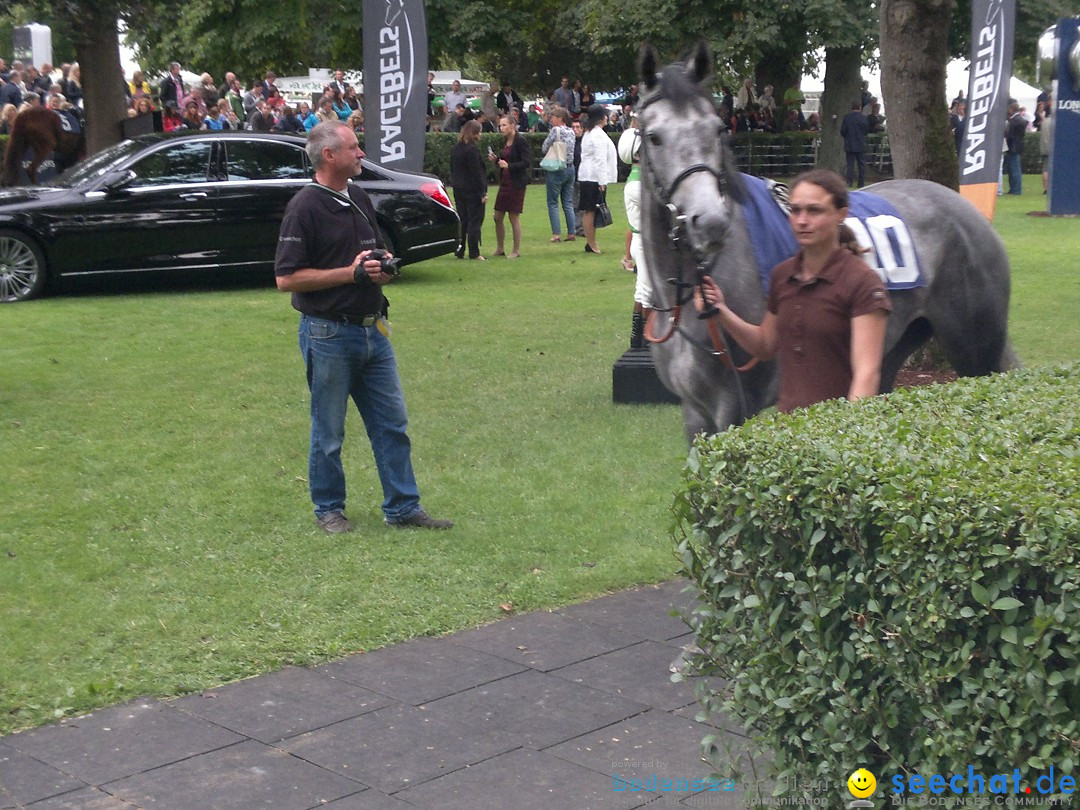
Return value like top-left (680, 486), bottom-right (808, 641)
top-left (639, 44), bottom-right (660, 91)
top-left (687, 39), bottom-right (712, 86)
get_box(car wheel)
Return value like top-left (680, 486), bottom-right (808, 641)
top-left (0, 230), bottom-right (48, 303)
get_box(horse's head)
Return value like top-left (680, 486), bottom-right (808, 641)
top-left (637, 41), bottom-right (744, 257)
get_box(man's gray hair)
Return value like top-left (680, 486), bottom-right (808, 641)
top-left (306, 121), bottom-right (350, 169)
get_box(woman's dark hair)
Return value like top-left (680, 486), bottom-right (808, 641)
top-left (458, 119), bottom-right (481, 143)
top-left (790, 168), bottom-right (849, 211)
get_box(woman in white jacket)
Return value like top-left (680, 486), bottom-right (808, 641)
top-left (577, 104), bottom-right (618, 254)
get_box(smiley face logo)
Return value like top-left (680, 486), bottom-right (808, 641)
top-left (848, 768), bottom-right (877, 799)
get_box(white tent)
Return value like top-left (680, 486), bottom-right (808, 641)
top-left (799, 57), bottom-right (1040, 116)
top-left (945, 58), bottom-right (1041, 114)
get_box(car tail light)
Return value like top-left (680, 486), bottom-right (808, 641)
top-left (420, 181), bottom-right (454, 210)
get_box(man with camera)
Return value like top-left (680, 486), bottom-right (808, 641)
top-left (275, 121), bottom-right (453, 534)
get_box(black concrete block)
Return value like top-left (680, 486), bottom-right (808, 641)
top-left (613, 349), bottom-right (681, 404)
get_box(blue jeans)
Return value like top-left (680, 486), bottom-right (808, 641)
top-left (545, 166), bottom-right (575, 236)
top-left (299, 315), bottom-right (420, 521)
top-left (1004, 152), bottom-right (1022, 194)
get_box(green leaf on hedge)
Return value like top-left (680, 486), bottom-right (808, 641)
top-left (744, 594), bottom-right (761, 608)
top-left (991, 596), bottom-right (1023, 610)
top-left (971, 582), bottom-right (991, 607)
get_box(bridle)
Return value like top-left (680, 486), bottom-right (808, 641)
top-left (635, 93), bottom-right (759, 385)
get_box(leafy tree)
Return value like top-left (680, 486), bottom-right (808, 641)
top-left (880, 0), bottom-right (958, 185)
top-left (2, 0), bottom-right (129, 155)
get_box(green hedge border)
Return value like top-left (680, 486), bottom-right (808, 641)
top-left (675, 364), bottom-right (1079, 790)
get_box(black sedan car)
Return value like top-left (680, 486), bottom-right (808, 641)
top-left (0, 132), bottom-right (459, 302)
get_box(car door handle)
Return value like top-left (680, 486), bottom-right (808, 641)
top-left (180, 191), bottom-right (208, 201)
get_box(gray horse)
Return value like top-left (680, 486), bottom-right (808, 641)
top-left (636, 42), bottom-right (1019, 440)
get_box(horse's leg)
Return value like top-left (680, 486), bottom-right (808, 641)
top-left (879, 317), bottom-right (932, 393)
top-left (682, 401), bottom-right (714, 444)
top-left (931, 306), bottom-right (1011, 377)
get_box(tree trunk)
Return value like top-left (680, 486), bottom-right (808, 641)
top-left (818, 46), bottom-right (862, 175)
top-left (75, 2), bottom-right (128, 157)
top-left (879, 0), bottom-right (958, 187)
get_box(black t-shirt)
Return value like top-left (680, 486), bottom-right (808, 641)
top-left (275, 181), bottom-right (386, 319)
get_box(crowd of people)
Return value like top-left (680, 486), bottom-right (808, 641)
top-left (0, 56), bottom-right (368, 139)
top-left (142, 63), bottom-right (365, 135)
top-left (0, 57), bottom-right (83, 137)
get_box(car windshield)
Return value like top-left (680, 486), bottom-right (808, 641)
top-left (46, 140), bottom-right (148, 188)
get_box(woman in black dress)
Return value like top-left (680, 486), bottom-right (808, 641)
top-left (488, 114), bottom-right (530, 258)
top-left (449, 120), bottom-right (488, 260)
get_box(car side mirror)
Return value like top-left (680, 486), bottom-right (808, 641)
top-left (99, 169), bottom-right (137, 194)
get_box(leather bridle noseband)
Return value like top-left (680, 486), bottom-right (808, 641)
top-left (635, 94), bottom-right (758, 384)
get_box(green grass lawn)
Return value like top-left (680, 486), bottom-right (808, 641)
top-left (0, 176), bottom-right (1075, 734)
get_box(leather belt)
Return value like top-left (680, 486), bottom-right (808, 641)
top-left (316, 313), bottom-right (379, 326)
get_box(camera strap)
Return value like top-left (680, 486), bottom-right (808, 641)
top-left (311, 181), bottom-right (379, 242)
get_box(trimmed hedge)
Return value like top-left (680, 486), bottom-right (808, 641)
top-left (674, 365), bottom-right (1079, 790)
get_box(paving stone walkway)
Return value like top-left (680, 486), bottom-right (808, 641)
top-left (1, 580), bottom-right (753, 810)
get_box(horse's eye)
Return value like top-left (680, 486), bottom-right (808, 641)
top-left (649, 132), bottom-right (662, 146)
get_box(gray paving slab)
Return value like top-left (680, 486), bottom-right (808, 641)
top-left (392, 747), bottom-right (658, 809)
top-left (314, 635), bottom-right (527, 704)
top-left (103, 739), bottom-right (363, 810)
top-left (23, 787), bottom-right (134, 809)
top-left (1, 580), bottom-right (758, 810)
top-left (448, 610), bottom-right (642, 671)
top-left (550, 640), bottom-right (700, 711)
top-left (172, 665), bottom-right (394, 743)
top-left (317, 789), bottom-right (418, 809)
top-left (557, 582), bottom-right (697, 642)
top-left (0, 741), bottom-right (87, 808)
top-left (280, 702), bottom-right (520, 794)
top-left (545, 707), bottom-right (741, 802)
top-left (422, 669), bottom-right (649, 750)
top-left (3, 698), bottom-right (244, 786)
top-left (670, 702), bottom-right (748, 739)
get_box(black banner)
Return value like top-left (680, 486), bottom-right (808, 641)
top-left (362, 0), bottom-right (428, 173)
top-left (959, 0), bottom-right (1016, 192)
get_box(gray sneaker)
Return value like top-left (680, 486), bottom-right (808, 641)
top-left (316, 512), bottom-right (354, 534)
top-left (386, 509), bottom-right (453, 530)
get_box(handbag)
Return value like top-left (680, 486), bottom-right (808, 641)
top-left (539, 138), bottom-right (567, 171)
top-left (595, 189), bottom-right (613, 228)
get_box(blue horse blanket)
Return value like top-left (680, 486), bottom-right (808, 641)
top-left (739, 173), bottom-right (927, 295)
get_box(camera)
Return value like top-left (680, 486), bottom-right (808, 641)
top-left (354, 249), bottom-right (401, 282)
